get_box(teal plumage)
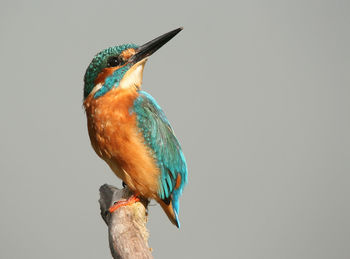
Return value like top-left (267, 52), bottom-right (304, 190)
top-left (94, 64), bottom-right (132, 98)
top-left (133, 91), bottom-right (188, 225)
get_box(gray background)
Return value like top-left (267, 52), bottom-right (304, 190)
top-left (1, 0), bottom-right (349, 258)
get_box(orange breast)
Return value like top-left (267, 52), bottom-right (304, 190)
top-left (84, 87), bottom-right (160, 198)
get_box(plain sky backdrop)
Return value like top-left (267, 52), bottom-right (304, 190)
top-left (1, 0), bottom-right (349, 258)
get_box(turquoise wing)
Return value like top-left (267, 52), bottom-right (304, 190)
top-left (132, 91), bottom-right (187, 217)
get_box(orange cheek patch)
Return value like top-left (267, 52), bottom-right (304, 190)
top-left (94, 66), bottom-right (120, 85)
top-left (120, 48), bottom-right (137, 61)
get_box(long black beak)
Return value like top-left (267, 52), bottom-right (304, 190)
top-left (129, 27), bottom-right (183, 64)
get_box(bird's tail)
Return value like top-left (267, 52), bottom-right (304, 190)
top-left (158, 197), bottom-right (180, 228)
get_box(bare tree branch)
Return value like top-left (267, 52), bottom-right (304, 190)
top-left (99, 184), bottom-right (153, 259)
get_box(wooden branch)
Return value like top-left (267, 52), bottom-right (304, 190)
top-left (99, 184), bottom-right (153, 259)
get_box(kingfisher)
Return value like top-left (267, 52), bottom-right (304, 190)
top-left (83, 28), bottom-right (187, 228)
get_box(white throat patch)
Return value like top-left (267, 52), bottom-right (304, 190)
top-left (119, 59), bottom-right (147, 89)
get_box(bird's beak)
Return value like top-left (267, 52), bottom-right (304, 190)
top-left (129, 27), bottom-right (183, 64)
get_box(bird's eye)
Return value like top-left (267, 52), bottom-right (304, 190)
top-left (107, 56), bottom-right (121, 67)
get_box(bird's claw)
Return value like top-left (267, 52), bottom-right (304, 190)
top-left (108, 195), bottom-right (140, 213)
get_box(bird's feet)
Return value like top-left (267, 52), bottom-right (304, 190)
top-left (108, 194), bottom-right (140, 213)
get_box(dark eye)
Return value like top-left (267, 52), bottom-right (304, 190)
top-left (107, 56), bottom-right (121, 67)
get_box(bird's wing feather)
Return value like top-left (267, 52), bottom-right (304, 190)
top-left (132, 91), bottom-right (187, 204)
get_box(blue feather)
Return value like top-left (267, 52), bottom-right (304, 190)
top-left (132, 91), bottom-right (188, 220)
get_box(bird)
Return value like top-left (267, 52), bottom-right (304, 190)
top-left (83, 28), bottom-right (188, 228)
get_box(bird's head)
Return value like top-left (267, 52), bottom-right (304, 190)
top-left (84, 27), bottom-right (183, 99)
